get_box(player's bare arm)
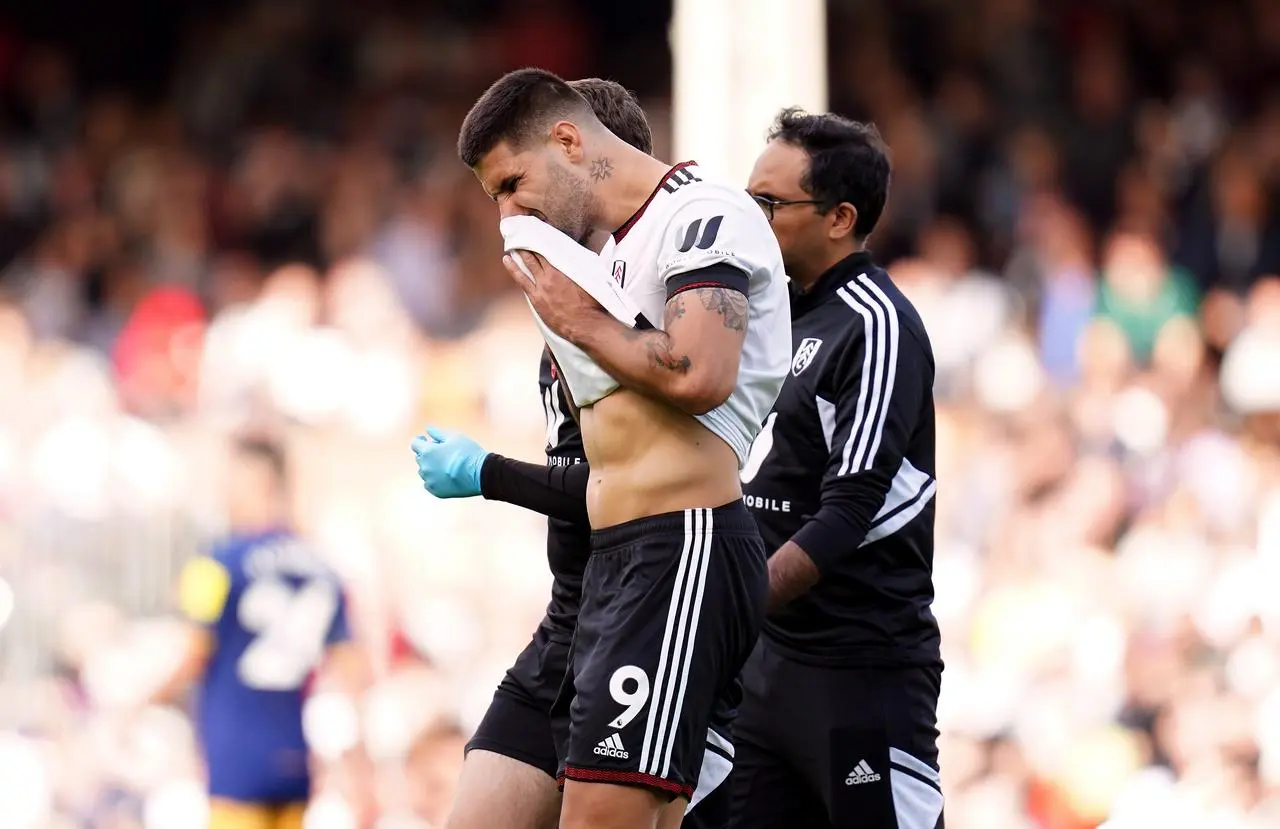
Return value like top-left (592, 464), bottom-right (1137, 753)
top-left (765, 541), bottom-right (821, 613)
top-left (503, 252), bottom-right (748, 415)
top-left (315, 640), bottom-right (374, 697)
top-left (150, 625), bottom-right (216, 703)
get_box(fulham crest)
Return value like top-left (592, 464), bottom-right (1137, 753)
top-left (612, 260), bottom-right (626, 288)
top-left (792, 337), bottom-right (823, 376)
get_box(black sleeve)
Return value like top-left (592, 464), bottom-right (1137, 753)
top-left (665, 262), bottom-right (750, 301)
top-left (790, 322), bottom-right (932, 575)
top-left (479, 454), bottom-right (590, 524)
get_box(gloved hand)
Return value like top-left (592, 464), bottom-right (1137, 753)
top-left (411, 427), bottom-right (489, 498)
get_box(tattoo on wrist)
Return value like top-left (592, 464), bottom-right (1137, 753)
top-left (590, 157), bottom-right (614, 182)
top-left (699, 287), bottom-right (748, 331)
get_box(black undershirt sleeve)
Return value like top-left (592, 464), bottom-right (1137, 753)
top-left (665, 262), bottom-right (750, 301)
top-left (479, 454), bottom-right (590, 524)
top-left (790, 474), bottom-right (892, 573)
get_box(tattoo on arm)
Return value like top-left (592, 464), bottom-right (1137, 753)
top-left (631, 288), bottom-right (744, 376)
top-left (663, 294), bottom-right (687, 327)
top-left (698, 288), bottom-right (749, 331)
top-left (614, 287), bottom-right (744, 379)
top-left (590, 157), bottom-right (614, 182)
top-left (648, 340), bottom-right (692, 372)
top-left (622, 326), bottom-right (693, 373)
top-left (767, 541), bottom-right (821, 613)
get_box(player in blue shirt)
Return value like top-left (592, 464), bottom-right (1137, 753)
top-left (157, 436), bottom-right (364, 829)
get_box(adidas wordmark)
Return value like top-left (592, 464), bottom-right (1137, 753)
top-left (845, 759), bottom-right (881, 785)
top-left (594, 733), bottom-right (629, 760)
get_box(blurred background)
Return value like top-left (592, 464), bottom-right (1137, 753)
top-left (1, 0), bottom-right (1279, 826)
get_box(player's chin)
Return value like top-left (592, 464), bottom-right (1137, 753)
top-left (540, 207), bottom-right (586, 243)
top-left (547, 216), bottom-right (585, 242)
top-left (573, 215), bottom-right (595, 246)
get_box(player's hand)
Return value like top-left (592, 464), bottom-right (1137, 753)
top-left (503, 250), bottom-right (606, 343)
top-left (410, 427), bottom-right (488, 498)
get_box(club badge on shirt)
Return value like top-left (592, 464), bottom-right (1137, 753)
top-left (792, 337), bottom-right (823, 376)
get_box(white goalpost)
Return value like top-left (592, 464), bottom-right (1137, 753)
top-left (670, 0), bottom-right (828, 183)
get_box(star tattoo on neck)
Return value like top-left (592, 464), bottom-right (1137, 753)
top-left (590, 157), bottom-right (614, 182)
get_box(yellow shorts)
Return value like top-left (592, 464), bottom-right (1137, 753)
top-left (208, 799), bottom-right (306, 829)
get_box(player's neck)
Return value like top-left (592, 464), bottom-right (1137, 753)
top-left (231, 507), bottom-right (288, 535)
top-left (590, 142), bottom-right (673, 235)
top-left (795, 243), bottom-right (866, 292)
top-left (583, 228), bottom-right (612, 254)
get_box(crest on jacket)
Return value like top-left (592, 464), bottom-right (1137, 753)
top-left (792, 337), bottom-right (823, 376)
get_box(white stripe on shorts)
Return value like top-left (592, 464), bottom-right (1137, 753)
top-left (659, 508), bottom-right (714, 777)
top-left (638, 508), bottom-right (712, 777)
top-left (889, 747), bottom-right (944, 829)
top-left (686, 727), bottom-right (733, 812)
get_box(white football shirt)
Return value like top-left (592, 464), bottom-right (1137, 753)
top-left (607, 161), bottom-right (791, 466)
top-left (501, 225), bottom-right (633, 409)
top-left (503, 161), bottom-right (791, 468)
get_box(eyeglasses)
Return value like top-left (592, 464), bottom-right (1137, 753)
top-left (750, 193), bottom-right (827, 222)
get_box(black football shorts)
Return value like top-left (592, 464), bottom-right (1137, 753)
top-left (555, 501), bottom-right (767, 805)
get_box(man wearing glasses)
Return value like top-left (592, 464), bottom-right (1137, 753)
top-left (731, 108), bottom-right (945, 829)
top-left (416, 101), bottom-right (944, 828)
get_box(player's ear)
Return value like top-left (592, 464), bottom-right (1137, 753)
top-left (550, 121), bottom-right (586, 163)
top-left (828, 202), bottom-right (858, 241)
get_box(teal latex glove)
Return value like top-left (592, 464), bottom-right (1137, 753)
top-left (411, 427), bottom-right (489, 498)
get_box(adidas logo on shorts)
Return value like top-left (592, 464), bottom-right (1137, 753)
top-left (845, 760), bottom-right (881, 785)
top-left (594, 733), bottom-right (629, 760)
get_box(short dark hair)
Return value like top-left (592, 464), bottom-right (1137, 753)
top-left (458, 68), bottom-right (599, 167)
top-left (768, 107), bottom-right (892, 239)
top-left (567, 78), bottom-right (652, 155)
top-left (233, 435), bottom-right (288, 485)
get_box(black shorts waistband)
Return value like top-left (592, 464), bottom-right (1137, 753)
top-left (592, 499), bottom-right (757, 552)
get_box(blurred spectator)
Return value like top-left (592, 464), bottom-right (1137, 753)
top-left (1095, 230), bottom-right (1199, 366)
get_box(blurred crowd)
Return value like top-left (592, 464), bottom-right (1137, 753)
top-left (1, 0), bottom-right (1279, 826)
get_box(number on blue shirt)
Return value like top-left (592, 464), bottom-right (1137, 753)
top-left (236, 577), bottom-right (338, 691)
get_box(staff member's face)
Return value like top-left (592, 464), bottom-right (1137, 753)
top-left (747, 140), bottom-right (856, 282)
